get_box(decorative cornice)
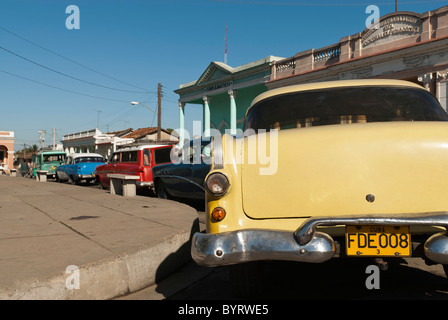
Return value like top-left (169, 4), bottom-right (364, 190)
top-left (403, 55), bottom-right (429, 68)
top-left (175, 58), bottom-right (280, 95)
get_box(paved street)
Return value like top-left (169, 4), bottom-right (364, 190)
top-left (0, 175), bottom-right (199, 299)
top-left (121, 256), bottom-right (448, 300)
top-left (2, 174), bottom-right (448, 301)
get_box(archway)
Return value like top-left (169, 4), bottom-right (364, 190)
top-left (0, 145), bottom-right (8, 170)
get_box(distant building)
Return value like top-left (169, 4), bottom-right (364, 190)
top-left (175, 5), bottom-right (448, 140)
top-left (268, 5), bottom-right (448, 111)
top-left (116, 127), bottom-right (177, 148)
top-left (62, 129), bottom-right (102, 155)
top-left (175, 56), bottom-right (284, 145)
top-left (0, 131), bottom-right (14, 173)
top-left (95, 128), bottom-right (134, 159)
top-left (62, 127), bottom-right (177, 160)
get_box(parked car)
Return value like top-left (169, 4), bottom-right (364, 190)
top-left (152, 137), bottom-right (212, 200)
top-left (55, 153), bottom-right (105, 184)
top-left (31, 150), bottom-right (66, 179)
top-left (191, 79), bottom-right (448, 296)
top-left (95, 144), bottom-right (172, 190)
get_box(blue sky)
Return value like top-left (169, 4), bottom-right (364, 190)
top-left (0, 0), bottom-right (446, 150)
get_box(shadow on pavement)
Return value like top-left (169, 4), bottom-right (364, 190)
top-left (153, 218), bottom-right (201, 298)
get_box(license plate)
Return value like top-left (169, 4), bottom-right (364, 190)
top-left (345, 225), bottom-right (411, 257)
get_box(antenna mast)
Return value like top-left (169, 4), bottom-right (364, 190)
top-left (224, 22), bottom-right (228, 65)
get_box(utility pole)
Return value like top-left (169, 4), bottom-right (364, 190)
top-left (157, 83), bottom-right (162, 142)
top-left (52, 128), bottom-right (56, 150)
top-left (97, 110), bottom-right (102, 129)
top-left (38, 130), bottom-right (46, 150)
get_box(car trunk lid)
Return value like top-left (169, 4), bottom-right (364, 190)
top-left (241, 122), bottom-right (448, 219)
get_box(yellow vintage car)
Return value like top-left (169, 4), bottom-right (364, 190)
top-left (191, 79), bottom-right (448, 295)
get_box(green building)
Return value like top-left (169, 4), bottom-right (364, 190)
top-left (175, 56), bottom-right (283, 144)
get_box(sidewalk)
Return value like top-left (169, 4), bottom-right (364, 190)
top-left (0, 175), bottom-right (200, 300)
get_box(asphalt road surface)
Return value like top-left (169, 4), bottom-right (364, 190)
top-left (119, 255), bottom-right (448, 300)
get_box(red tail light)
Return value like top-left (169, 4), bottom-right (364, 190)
top-left (139, 166), bottom-right (145, 172)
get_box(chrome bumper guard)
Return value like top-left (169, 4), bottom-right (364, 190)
top-left (192, 212), bottom-right (448, 267)
top-left (79, 174), bottom-right (95, 179)
top-left (136, 181), bottom-right (154, 187)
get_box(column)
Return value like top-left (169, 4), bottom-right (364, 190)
top-left (203, 96), bottom-right (211, 136)
top-left (228, 90), bottom-right (237, 135)
top-left (436, 72), bottom-right (448, 113)
top-left (178, 102), bottom-right (185, 147)
top-left (418, 73), bottom-right (436, 96)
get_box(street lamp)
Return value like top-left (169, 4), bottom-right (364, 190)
top-left (130, 101), bottom-right (161, 142)
top-left (130, 101), bottom-right (156, 113)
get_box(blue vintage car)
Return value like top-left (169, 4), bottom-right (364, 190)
top-left (152, 137), bottom-right (212, 201)
top-left (55, 153), bottom-right (106, 184)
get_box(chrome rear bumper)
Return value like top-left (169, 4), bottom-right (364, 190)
top-left (192, 229), bottom-right (335, 267)
top-left (294, 212), bottom-right (448, 246)
top-left (191, 212), bottom-right (448, 267)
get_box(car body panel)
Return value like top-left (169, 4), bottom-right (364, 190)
top-left (95, 144), bottom-right (172, 189)
top-left (152, 137), bottom-right (212, 200)
top-left (241, 122), bottom-right (448, 220)
top-left (31, 151), bottom-right (67, 178)
top-left (193, 80), bottom-right (448, 269)
top-left (55, 153), bottom-right (105, 183)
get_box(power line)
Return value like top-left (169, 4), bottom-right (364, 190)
top-left (0, 45), bottom-right (150, 94)
top-left (0, 68), bottom-right (131, 103)
top-left (0, 25), bottom-right (153, 93)
top-left (212, 0), bottom-right (447, 6)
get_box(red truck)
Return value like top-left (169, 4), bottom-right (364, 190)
top-left (95, 144), bottom-right (172, 191)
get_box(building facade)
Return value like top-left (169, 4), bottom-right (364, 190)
top-left (62, 127), bottom-right (177, 160)
top-left (175, 56), bottom-right (284, 144)
top-left (115, 127), bottom-right (176, 148)
top-left (62, 129), bottom-right (103, 155)
top-left (268, 6), bottom-right (448, 111)
top-left (0, 131), bottom-right (14, 173)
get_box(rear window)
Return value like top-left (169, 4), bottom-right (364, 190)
top-left (74, 157), bottom-right (104, 163)
top-left (42, 154), bottom-right (66, 162)
top-left (121, 151), bottom-right (138, 163)
top-left (244, 86), bottom-right (448, 131)
top-left (154, 147), bottom-right (172, 164)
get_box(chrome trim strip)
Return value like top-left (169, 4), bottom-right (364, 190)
top-left (156, 175), bottom-right (205, 191)
top-left (191, 229), bottom-right (335, 267)
top-left (117, 171), bottom-right (140, 176)
top-left (294, 212), bottom-right (448, 246)
top-left (211, 136), bottom-right (224, 170)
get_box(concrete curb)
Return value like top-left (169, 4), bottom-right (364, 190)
top-left (0, 224), bottom-right (198, 300)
